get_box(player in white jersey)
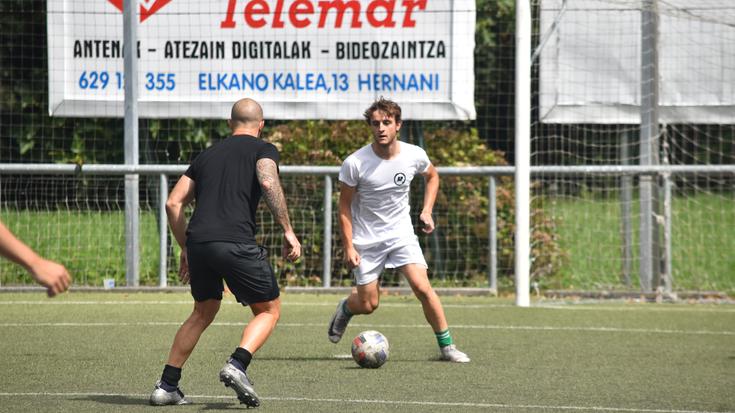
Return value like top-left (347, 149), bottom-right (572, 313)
top-left (327, 97), bottom-right (470, 363)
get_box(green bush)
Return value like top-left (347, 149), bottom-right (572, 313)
top-left (263, 120), bottom-right (565, 287)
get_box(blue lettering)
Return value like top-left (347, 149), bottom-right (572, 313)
top-left (274, 73), bottom-right (284, 89)
top-left (242, 73), bottom-right (255, 90)
top-left (314, 74), bottom-right (327, 91)
top-left (283, 74), bottom-right (295, 90)
top-left (407, 74), bottom-right (419, 91)
top-left (217, 73), bottom-right (228, 90)
top-left (197, 72), bottom-right (270, 91)
top-left (228, 74), bottom-right (240, 90)
top-left (357, 73), bottom-right (438, 91)
top-left (393, 74), bottom-right (405, 90)
top-left (292, 74), bottom-right (302, 91)
top-left (358, 74), bottom-right (371, 91)
top-left (420, 73), bottom-right (437, 91)
top-left (381, 74), bottom-right (392, 91)
top-left (255, 74), bottom-right (268, 91)
top-left (272, 73), bottom-right (330, 91)
top-left (304, 73), bottom-right (314, 90)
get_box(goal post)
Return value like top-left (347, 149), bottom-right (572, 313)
top-left (515, 0), bottom-right (532, 307)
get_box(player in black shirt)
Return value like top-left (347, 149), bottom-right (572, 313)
top-left (150, 98), bottom-right (301, 408)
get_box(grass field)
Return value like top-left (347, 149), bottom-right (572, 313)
top-left (0, 210), bottom-right (163, 286)
top-left (2, 192), bottom-right (733, 294)
top-left (0, 292), bottom-right (733, 412)
top-left (549, 193), bottom-right (735, 293)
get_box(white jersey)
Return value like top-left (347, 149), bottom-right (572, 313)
top-left (339, 141), bottom-right (431, 247)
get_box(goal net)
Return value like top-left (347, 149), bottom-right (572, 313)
top-left (532, 0), bottom-right (734, 293)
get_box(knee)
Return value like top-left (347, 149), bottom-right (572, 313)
top-left (252, 300), bottom-right (281, 323)
top-left (355, 298), bottom-right (379, 314)
top-left (269, 307), bottom-right (281, 323)
top-left (269, 300), bottom-right (281, 322)
top-left (413, 286), bottom-right (435, 303)
top-left (192, 302), bottom-right (220, 326)
top-left (191, 310), bottom-right (216, 328)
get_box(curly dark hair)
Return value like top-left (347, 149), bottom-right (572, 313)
top-left (363, 97), bottom-right (402, 124)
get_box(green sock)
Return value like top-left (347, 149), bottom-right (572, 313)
top-left (341, 299), bottom-right (353, 317)
top-left (435, 329), bottom-right (453, 348)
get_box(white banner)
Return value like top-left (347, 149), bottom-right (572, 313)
top-left (47, 0), bottom-right (476, 120)
top-left (539, 0), bottom-right (735, 124)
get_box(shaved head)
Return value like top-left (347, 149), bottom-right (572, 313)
top-left (230, 98), bottom-right (264, 129)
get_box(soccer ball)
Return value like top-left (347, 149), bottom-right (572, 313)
top-left (351, 330), bottom-right (390, 368)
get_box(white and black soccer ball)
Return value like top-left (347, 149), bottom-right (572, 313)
top-left (351, 330), bottom-right (390, 368)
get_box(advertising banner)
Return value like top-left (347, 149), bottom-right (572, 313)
top-left (48, 0), bottom-right (476, 119)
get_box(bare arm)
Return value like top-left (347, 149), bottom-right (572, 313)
top-left (166, 175), bottom-right (196, 283)
top-left (419, 164), bottom-right (440, 234)
top-left (338, 182), bottom-right (360, 268)
top-left (0, 220), bottom-right (71, 297)
top-left (256, 158), bottom-right (301, 261)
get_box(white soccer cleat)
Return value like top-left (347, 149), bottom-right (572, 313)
top-left (149, 381), bottom-right (191, 406)
top-left (219, 360), bottom-right (260, 408)
top-left (440, 344), bottom-right (471, 363)
top-left (327, 298), bottom-right (352, 343)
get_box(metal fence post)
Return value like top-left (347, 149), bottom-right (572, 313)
top-left (514, 0), bottom-right (532, 307)
top-left (639, 0), bottom-right (660, 293)
top-left (663, 172), bottom-right (673, 293)
top-left (488, 176), bottom-right (498, 294)
top-left (123, 1), bottom-right (140, 286)
top-left (661, 130), bottom-right (673, 293)
top-left (620, 131), bottom-right (633, 287)
top-left (322, 175), bottom-right (333, 287)
top-left (159, 174), bottom-right (168, 287)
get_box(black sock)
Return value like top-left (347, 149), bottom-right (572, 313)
top-left (230, 347), bottom-right (252, 372)
top-left (160, 364), bottom-right (182, 390)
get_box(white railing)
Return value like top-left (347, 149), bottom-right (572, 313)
top-left (1, 163), bottom-right (733, 295)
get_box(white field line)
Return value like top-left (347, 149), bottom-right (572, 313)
top-left (0, 321), bottom-right (732, 336)
top-left (0, 300), bottom-right (733, 313)
top-left (0, 392), bottom-right (730, 413)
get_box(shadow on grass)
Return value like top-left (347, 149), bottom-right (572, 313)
top-left (74, 395), bottom-right (145, 406)
top-left (76, 395), bottom-right (242, 410)
top-left (257, 356), bottom-right (450, 363)
top-left (199, 403), bottom-right (245, 410)
top-left (257, 355), bottom-right (352, 361)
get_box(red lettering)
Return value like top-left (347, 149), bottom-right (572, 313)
top-left (318, 0), bottom-right (362, 28)
top-left (245, 0), bottom-right (269, 28)
top-left (273, 0), bottom-right (285, 28)
top-left (222, 0), bottom-right (427, 29)
top-left (221, 0), bottom-right (238, 28)
top-left (290, 0), bottom-right (314, 28)
top-left (401, 0), bottom-right (426, 28)
top-left (367, 0), bottom-right (396, 28)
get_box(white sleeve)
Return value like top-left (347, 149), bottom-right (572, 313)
top-left (416, 147), bottom-right (431, 173)
top-left (338, 157), bottom-right (359, 187)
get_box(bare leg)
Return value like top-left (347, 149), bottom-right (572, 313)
top-left (238, 297), bottom-right (281, 354)
top-left (345, 280), bottom-right (381, 314)
top-left (400, 264), bottom-right (448, 332)
top-left (167, 299), bottom-right (221, 367)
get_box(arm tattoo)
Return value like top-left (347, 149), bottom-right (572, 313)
top-left (256, 159), bottom-right (292, 229)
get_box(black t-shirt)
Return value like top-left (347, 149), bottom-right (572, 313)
top-left (184, 134), bottom-right (279, 244)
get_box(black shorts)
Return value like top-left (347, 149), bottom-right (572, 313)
top-left (186, 241), bottom-right (280, 305)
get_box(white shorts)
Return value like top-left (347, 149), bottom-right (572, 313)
top-left (353, 237), bottom-right (428, 286)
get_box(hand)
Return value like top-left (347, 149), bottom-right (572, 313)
top-left (344, 246), bottom-right (361, 269)
top-left (178, 249), bottom-right (190, 285)
top-left (29, 258), bottom-right (71, 297)
top-left (419, 212), bottom-right (435, 234)
top-left (283, 231), bottom-right (301, 262)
